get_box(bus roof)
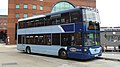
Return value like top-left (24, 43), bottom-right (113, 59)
top-left (18, 8), bottom-right (82, 22)
top-left (46, 8), bottom-right (80, 16)
top-left (18, 7), bottom-right (96, 22)
top-left (18, 15), bottom-right (45, 22)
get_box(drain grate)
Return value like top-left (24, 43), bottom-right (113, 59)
top-left (2, 62), bottom-right (18, 66)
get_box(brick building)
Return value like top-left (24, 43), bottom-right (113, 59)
top-left (8, 0), bottom-right (96, 44)
top-left (0, 15), bottom-right (7, 43)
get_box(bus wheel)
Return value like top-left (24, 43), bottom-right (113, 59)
top-left (59, 50), bottom-right (67, 59)
top-left (26, 47), bottom-right (31, 54)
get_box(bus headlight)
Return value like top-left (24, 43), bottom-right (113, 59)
top-left (84, 48), bottom-right (87, 52)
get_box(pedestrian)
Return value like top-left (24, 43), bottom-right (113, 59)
top-left (5, 36), bottom-right (10, 45)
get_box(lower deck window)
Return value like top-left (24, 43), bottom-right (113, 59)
top-left (52, 34), bottom-right (60, 45)
top-left (18, 33), bottom-right (82, 46)
top-left (18, 35), bottom-right (22, 44)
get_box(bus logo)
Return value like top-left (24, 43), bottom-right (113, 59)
top-left (69, 47), bottom-right (77, 52)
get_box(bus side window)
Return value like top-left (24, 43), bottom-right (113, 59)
top-left (36, 19), bottom-right (40, 27)
top-left (38, 35), bottom-right (44, 45)
top-left (26, 22), bottom-right (28, 28)
top-left (70, 11), bottom-right (81, 23)
top-left (74, 33), bottom-right (82, 46)
top-left (61, 33), bottom-right (73, 46)
top-left (27, 21), bottom-right (31, 28)
top-left (61, 19), bottom-right (65, 24)
top-left (31, 21), bottom-right (35, 27)
top-left (29, 36), bottom-right (34, 44)
top-left (34, 35), bottom-right (38, 44)
top-left (26, 35), bottom-right (29, 44)
top-left (34, 19), bottom-right (39, 27)
top-left (45, 16), bottom-right (51, 26)
top-left (29, 20), bottom-right (34, 27)
top-left (19, 21), bottom-right (25, 29)
top-left (23, 21), bottom-right (26, 28)
top-left (36, 18), bottom-right (44, 27)
top-left (44, 34), bottom-right (51, 45)
top-left (52, 34), bottom-right (60, 45)
top-left (61, 12), bottom-right (70, 24)
top-left (51, 18), bottom-right (55, 25)
top-left (33, 17), bottom-right (46, 27)
top-left (18, 35), bottom-right (22, 44)
top-left (56, 18), bottom-right (61, 25)
top-left (18, 22), bottom-right (21, 29)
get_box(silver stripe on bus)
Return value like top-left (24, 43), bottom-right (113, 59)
top-left (58, 25), bottom-right (65, 32)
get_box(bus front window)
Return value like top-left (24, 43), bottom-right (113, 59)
top-left (84, 33), bottom-right (100, 46)
top-left (83, 8), bottom-right (101, 23)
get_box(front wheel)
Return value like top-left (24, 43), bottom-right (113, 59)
top-left (26, 47), bottom-right (31, 54)
top-left (59, 50), bottom-right (67, 59)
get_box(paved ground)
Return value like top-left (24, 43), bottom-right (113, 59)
top-left (99, 52), bottom-right (120, 62)
top-left (0, 44), bottom-right (120, 67)
top-left (1, 44), bottom-right (120, 61)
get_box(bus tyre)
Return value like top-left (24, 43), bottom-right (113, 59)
top-left (26, 47), bottom-right (31, 54)
top-left (59, 50), bottom-right (67, 59)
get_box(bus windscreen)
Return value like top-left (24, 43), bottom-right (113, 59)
top-left (84, 33), bottom-right (100, 46)
top-left (87, 21), bottom-right (100, 30)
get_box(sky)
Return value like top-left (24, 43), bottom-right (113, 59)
top-left (0, 0), bottom-right (120, 27)
top-left (0, 0), bottom-right (8, 15)
top-left (96, 0), bottom-right (120, 27)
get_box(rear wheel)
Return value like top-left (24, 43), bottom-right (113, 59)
top-left (26, 47), bottom-right (31, 54)
top-left (59, 50), bottom-right (67, 59)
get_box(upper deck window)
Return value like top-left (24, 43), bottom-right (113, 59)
top-left (87, 21), bottom-right (100, 30)
top-left (82, 8), bottom-right (100, 23)
top-left (70, 11), bottom-right (81, 23)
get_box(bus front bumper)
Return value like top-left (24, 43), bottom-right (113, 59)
top-left (67, 52), bottom-right (102, 60)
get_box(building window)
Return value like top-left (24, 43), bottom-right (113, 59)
top-left (16, 14), bottom-right (20, 18)
top-left (32, 5), bottom-right (36, 10)
top-left (24, 4), bottom-right (28, 9)
top-left (16, 4), bottom-right (20, 9)
top-left (51, 2), bottom-right (75, 13)
top-left (40, 0), bottom-right (44, 1)
top-left (24, 14), bottom-right (28, 18)
top-left (40, 6), bottom-right (43, 10)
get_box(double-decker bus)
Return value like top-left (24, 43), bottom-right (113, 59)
top-left (17, 7), bottom-right (102, 60)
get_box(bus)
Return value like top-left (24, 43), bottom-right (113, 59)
top-left (17, 7), bottom-right (102, 60)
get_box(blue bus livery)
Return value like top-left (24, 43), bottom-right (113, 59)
top-left (17, 7), bottom-right (102, 60)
